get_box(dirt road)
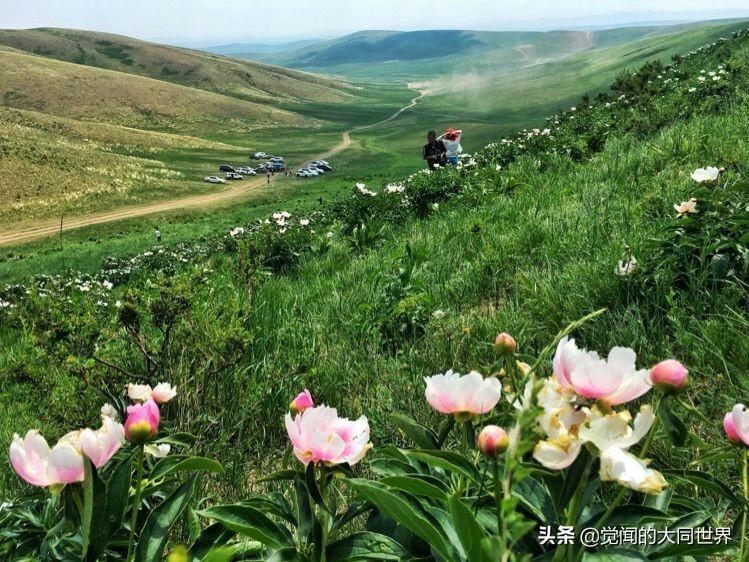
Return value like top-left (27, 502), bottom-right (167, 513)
top-left (0, 88), bottom-right (426, 247)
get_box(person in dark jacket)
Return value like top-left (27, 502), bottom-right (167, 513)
top-left (423, 130), bottom-right (446, 170)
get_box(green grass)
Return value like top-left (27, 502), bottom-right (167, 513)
top-left (4, 59), bottom-right (747, 497)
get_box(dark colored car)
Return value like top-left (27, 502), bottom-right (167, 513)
top-left (219, 165), bottom-right (234, 173)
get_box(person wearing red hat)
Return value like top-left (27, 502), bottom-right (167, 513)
top-left (439, 128), bottom-right (463, 166)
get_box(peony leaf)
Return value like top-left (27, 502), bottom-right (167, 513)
top-left (345, 478), bottom-right (455, 560)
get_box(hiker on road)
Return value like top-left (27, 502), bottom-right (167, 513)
top-left (423, 130), bottom-right (446, 171)
top-left (439, 128), bottom-right (463, 165)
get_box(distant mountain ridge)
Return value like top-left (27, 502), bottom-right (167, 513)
top-left (216, 24), bottom-right (722, 70)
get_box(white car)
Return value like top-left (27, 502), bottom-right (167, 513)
top-left (297, 169), bottom-right (315, 178)
top-left (204, 176), bottom-right (227, 184)
top-left (226, 172), bottom-right (243, 180)
top-left (236, 167), bottom-right (257, 176)
top-left (253, 152), bottom-right (268, 159)
top-left (307, 165), bottom-right (325, 174)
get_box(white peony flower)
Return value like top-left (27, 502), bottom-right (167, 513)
top-left (127, 384), bottom-right (152, 402)
top-left (674, 198), bottom-right (698, 216)
top-left (617, 256), bottom-right (638, 277)
top-left (691, 167), bottom-right (719, 183)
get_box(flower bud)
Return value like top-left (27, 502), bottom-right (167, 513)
top-left (493, 333), bottom-right (517, 355)
top-left (724, 412), bottom-right (741, 444)
top-left (289, 390), bottom-right (314, 415)
top-left (125, 399), bottom-right (160, 444)
top-left (477, 425), bottom-right (509, 457)
top-left (650, 360), bottom-right (688, 394)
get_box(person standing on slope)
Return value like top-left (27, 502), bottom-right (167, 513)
top-left (439, 128), bottom-right (463, 166)
top-left (423, 130), bottom-right (447, 171)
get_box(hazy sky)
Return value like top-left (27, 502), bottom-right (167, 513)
top-left (3, 0), bottom-right (749, 44)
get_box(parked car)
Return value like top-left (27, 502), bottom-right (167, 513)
top-left (307, 164), bottom-right (325, 174)
top-left (311, 161), bottom-right (332, 171)
top-left (226, 172), bottom-right (243, 180)
top-left (303, 167), bottom-right (321, 176)
top-left (204, 176), bottom-right (227, 184)
top-left (252, 152), bottom-right (268, 159)
top-left (270, 156), bottom-right (284, 163)
top-left (219, 165), bottom-right (235, 173)
top-left (297, 169), bottom-right (315, 178)
top-left (255, 164), bottom-right (269, 174)
top-left (236, 167), bottom-right (257, 176)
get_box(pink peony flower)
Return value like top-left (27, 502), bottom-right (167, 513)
top-left (553, 337), bottom-right (651, 406)
top-left (650, 360), bottom-right (688, 394)
top-left (78, 415), bottom-right (125, 468)
top-left (9, 430), bottom-right (84, 487)
top-left (424, 370), bottom-right (502, 420)
top-left (289, 390), bottom-right (314, 414)
top-left (151, 382), bottom-right (177, 404)
top-left (285, 406), bottom-right (371, 466)
top-left (477, 425), bottom-right (509, 457)
top-left (125, 399), bottom-right (160, 444)
top-left (724, 412), bottom-right (741, 444)
top-left (728, 404), bottom-right (749, 446)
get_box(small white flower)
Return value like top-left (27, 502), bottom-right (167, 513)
top-left (127, 384), bottom-right (152, 402)
top-left (431, 309), bottom-right (448, 320)
top-left (300, 218), bottom-right (310, 226)
top-left (691, 167), bottom-right (719, 183)
top-left (674, 198), bottom-right (698, 217)
top-left (616, 256), bottom-right (638, 277)
top-left (100, 404), bottom-right (117, 420)
top-left (145, 443), bottom-right (171, 458)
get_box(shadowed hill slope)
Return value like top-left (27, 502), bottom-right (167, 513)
top-left (0, 28), bottom-right (354, 104)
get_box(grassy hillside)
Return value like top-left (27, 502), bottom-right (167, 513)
top-left (420, 20), bottom-right (749, 124)
top-left (0, 28), bottom-right (352, 104)
top-left (0, 50), bottom-right (309, 132)
top-left (1, 25), bottom-right (747, 511)
top-left (0, 31), bottom-right (416, 225)
top-left (242, 21), bottom-right (746, 79)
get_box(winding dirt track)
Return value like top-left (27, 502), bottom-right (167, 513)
top-left (0, 88), bottom-right (426, 246)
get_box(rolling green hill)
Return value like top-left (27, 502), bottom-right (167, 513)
top-left (0, 28), bottom-right (353, 104)
top-left (232, 21), bottom-right (747, 80)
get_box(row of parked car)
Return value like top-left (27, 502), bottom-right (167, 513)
top-left (203, 157), bottom-right (286, 184)
top-left (202, 156), bottom-right (333, 184)
top-left (297, 160), bottom-right (332, 178)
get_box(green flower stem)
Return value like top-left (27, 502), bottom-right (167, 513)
top-left (126, 445), bottom-right (145, 562)
top-left (492, 458), bottom-right (501, 531)
top-left (318, 467), bottom-right (329, 562)
top-left (741, 449), bottom-right (748, 562)
top-left (456, 421), bottom-right (473, 496)
top-left (564, 457), bottom-right (593, 562)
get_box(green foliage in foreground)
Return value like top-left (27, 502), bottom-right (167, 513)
top-left (1, 26), bottom-right (749, 562)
